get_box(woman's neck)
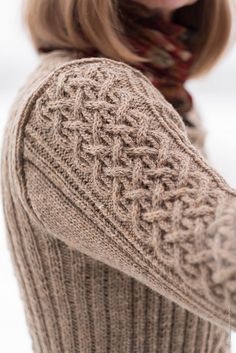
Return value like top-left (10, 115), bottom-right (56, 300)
top-left (157, 9), bottom-right (173, 21)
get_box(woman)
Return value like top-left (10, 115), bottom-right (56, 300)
top-left (1, 0), bottom-right (236, 352)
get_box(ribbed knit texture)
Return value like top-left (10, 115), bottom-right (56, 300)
top-left (1, 50), bottom-right (236, 353)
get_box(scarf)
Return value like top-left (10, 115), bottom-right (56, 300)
top-left (117, 1), bottom-right (196, 121)
top-left (121, 5), bottom-right (194, 122)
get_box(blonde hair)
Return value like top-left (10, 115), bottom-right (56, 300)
top-left (24, 0), bottom-right (234, 77)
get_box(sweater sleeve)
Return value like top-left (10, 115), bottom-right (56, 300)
top-left (20, 57), bottom-right (236, 331)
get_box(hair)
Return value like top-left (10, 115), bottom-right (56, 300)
top-left (23, 0), bottom-right (234, 77)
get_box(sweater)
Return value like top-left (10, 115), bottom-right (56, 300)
top-left (1, 49), bottom-right (236, 353)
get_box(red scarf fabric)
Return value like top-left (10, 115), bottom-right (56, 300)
top-left (118, 2), bottom-right (196, 120)
top-left (85, 2), bottom-right (195, 122)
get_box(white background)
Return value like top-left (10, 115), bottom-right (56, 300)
top-left (0, 1), bottom-right (236, 352)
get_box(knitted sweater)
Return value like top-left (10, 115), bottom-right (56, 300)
top-left (1, 49), bottom-right (236, 353)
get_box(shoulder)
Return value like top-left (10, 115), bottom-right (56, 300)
top-left (14, 55), bottom-right (198, 223)
top-left (40, 56), bottom-right (163, 97)
top-left (27, 56), bottom-right (166, 110)
top-left (21, 56), bottom-right (187, 140)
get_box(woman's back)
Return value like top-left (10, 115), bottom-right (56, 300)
top-left (1, 48), bottom-right (234, 353)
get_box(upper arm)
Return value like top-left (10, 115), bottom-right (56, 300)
top-left (19, 57), bottom-right (236, 331)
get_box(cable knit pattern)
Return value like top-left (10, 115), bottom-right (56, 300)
top-left (1, 51), bottom-right (236, 353)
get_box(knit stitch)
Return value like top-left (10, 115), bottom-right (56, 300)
top-left (1, 50), bottom-right (235, 353)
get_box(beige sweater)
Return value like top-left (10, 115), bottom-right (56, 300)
top-left (1, 49), bottom-right (236, 353)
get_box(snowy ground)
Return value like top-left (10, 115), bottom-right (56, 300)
top-left (0, 2), bottom-right (236, 353)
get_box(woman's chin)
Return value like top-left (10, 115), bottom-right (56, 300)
top-left (135, 0), bottom-right (197, 10)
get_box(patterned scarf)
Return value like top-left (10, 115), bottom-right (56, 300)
top-left (117, 1), bottom-right (196, 120)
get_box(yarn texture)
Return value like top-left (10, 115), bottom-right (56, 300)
top-left (1, 50), bottom-right (236, 353)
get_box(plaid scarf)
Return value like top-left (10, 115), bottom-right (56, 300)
top-left (117, 2), bottom-right (196, 120)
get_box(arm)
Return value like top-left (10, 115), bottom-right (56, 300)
top-left (19, 57), bottom-right (236, 331)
